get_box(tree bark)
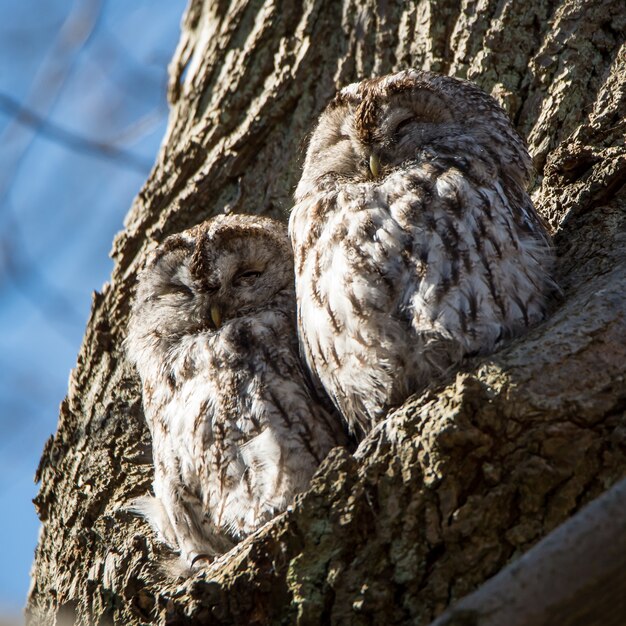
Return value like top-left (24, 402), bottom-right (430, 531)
top-left (27, 1), bottom-right (626, 625)
top-left (428, 476), bottom-right (626, 626)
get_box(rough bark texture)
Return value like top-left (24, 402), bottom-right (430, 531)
top-left (429, 476), bottom-right (626, 626)
top-left (27, 1), bottom-right (626, 625)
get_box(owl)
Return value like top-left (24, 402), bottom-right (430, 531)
top-left (125, 214), bottom-right (347, 569)
top-left (289, 69), bottom-right (554, 438)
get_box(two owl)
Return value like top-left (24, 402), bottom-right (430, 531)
top-left (126, 69), bottom-right (554, 569)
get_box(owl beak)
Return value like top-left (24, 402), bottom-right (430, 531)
top-left (210, 304), bottom-right (222, 329)
top-left (369, 153), bottom-right (381, 179)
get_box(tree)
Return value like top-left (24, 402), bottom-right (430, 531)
top-left (27, 0), bottom-right (626, 624)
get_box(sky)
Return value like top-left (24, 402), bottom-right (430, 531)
top-left (0, 0), bottom-right (186, 619)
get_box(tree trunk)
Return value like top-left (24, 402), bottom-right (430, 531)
top-left (428, 476), bottom-right (626, 626)
top-left (27, 1), bottom-right (626, 625)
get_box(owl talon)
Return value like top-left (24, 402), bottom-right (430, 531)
top-left (190, 553), bottom-right (212, 567)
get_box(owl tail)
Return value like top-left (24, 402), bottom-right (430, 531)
top-left (128, 494), bottom-right (199, 577)
top-left (128, 493), bottom-right (178, 549)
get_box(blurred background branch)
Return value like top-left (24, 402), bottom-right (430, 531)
top-left (0, 92), bottom-right (153, 173)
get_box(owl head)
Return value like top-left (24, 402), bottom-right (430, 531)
top-left (126, 214), bottom-right (294, 362)
top-left (296, 69), bottom-right (531, 198)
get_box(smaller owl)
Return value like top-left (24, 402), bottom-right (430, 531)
top-left (126, 214), bottom-right (347, 569)
top-left (290, 69), bottom-right (555, 438)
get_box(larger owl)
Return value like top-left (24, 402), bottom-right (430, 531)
top-left (126, 214), bottom-right (346, 569)
top-left (290, 69), bottom-right (554, 438)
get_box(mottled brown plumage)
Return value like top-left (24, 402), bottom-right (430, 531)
top-left (290, 69), bottom-right (555, 438)
top-left (126, 214), bottom-right (347, 570)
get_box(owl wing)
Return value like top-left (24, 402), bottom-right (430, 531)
top-left (395, 158), bottom-right (553, 358)
top-left (292, 198), bottom-right (416, 435)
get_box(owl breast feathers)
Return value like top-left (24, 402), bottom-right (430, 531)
top-left (290, 69), bottom-right (555, 438)
top-left (126, 214), bottom-right (346, 569)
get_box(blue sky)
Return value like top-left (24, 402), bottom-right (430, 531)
top-left (0, 0), bottom-right (185, 618)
